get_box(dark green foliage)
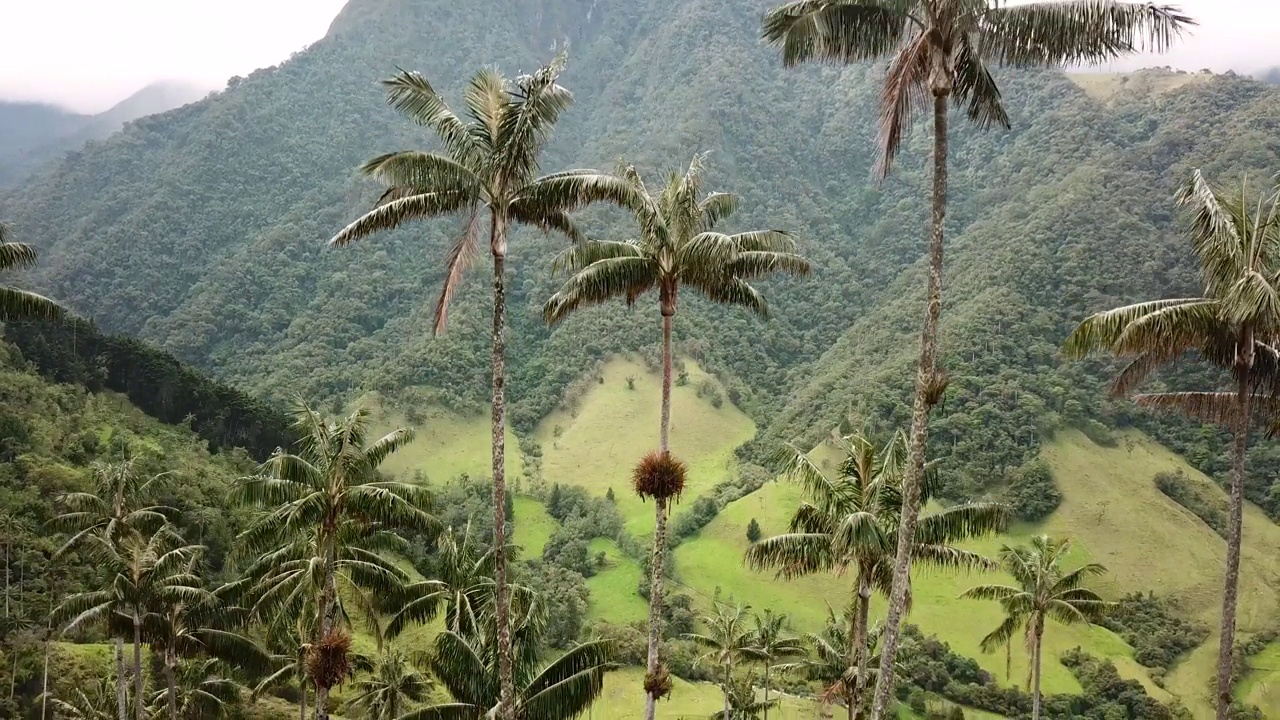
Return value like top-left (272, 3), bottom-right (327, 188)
top-left (745, 518), bottom-right (761, 544)
top-left (1003, 459), bottom-right (1061, 522)
top-left (669, 496), bottom-right (720, 541)
top-left (515, 562), bottom-right (589, 648)
top-left (1153, 470), bottom-right (1229, 537)
top-left (3, 319), bottom-right (292, 460)
top-left (1103, 593), bottom-right (1209, 674)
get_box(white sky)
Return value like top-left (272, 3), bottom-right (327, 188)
top-left (0, 0), bottom-right (1275, 113)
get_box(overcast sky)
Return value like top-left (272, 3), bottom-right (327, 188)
top-left (0, 0), bottom-right (1275, 113)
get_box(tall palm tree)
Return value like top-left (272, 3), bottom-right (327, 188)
top-left (400, 597), bottom-right (611, 720)
top-left (710, 672), bottom-right (777, 720)
top-left (46, 675), bottom-right (119, 720)
top-left (759, 7), bottom-right (1192, 716)
top-left (805, 608), bottom-right (884, 719)
top-left (252, 616), bottom-right (314, 720)
top-left (545, 154), bottom-right (810, 719)
top-left (686, 603), bottom-right (758, 720)
top-left (1063, 171), bottom-right (1280, 720)
top-left (233, 401), bottom-right (438, 720)
top-left (145, 658), bottom-right (244, 720)
top-left (385, 522), bottom-right (513, 640)
top-left (342, 649), bottom-right (432, 720)
top-left (57, 525), bottom-right (204, 720)
top-left (961, 536), bottom-right (1110, 720)
top-left (746, 430), bottom-right (1005, 719)
top-left (0, 222), bottom-right (62, 320)
top-left (328, 55), bottom-right (635, 720)
top-left (746, 610), bottom-right (807, 720)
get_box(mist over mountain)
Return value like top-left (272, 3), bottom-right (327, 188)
top-left (0, 79), bottom-right (212, 187)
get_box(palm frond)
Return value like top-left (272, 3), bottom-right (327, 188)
top-left (979, 1), bottom-right (1194, 67)
top-left (383, 69), bottom-right (484, 165)
top-left (543, 256), bottom-right (659, 324)
top-left (876, 29), bottom-right (931, 179)
top-left (0, 286), bottom-right (64, 321)
top-left (0, 240), bottom-right (38, 270)
top-left (431, 210), bottom-right (482, 335)
top-left (328, 191), bottom-right (473, 248)
top-left (761, 0), bottom-right (912, 67)
top-left (1134, 391), bottom-right (1242, 426)
top-left (952, 35), bottom-right (1010, 131)
top-left (1061, 298), bottom-right (1216, 358)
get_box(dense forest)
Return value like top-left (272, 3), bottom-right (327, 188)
top-left (3, 0), bottom-right (1280, 719)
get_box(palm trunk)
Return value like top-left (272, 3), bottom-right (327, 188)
top-left (869, 91), bottom-right (949, 720)
top-left (315, 567), bottom-right (339, 720)
top-left (116, 638), bottom-right (128, 720)
top-left (1216, 366), bottom-right (1252, 720)
top-left (852, 574), bottom-right (872, 720)
top-left (41, 618), bottom-right (50, 720)
top-left (1031, 622), bottom-right (1044, 720)
top-left (763, 663), bottom-right (771, 720)
top-left (490, 217), bottom-right (516, 720)
top-left (299, 679), bottom-right (307, 720)
top-left (133, 612), bottom-right (143, 720)
top-left (723, 663), bottom-right (731, 720)
top-left (645, 301), bottom-right (676, 720)
top-left (165, 648), bottom-right (178, 720)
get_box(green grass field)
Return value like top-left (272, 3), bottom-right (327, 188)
top-left (1239, 640), bottom-right (1280, 712)
top-left (534, 357), bottom-right (756, 536)
top-left (513, 495), bottom-right (558, 557)
top-left (585, 537), bottom-right (650, 624)
top-left (361, 394), bottom-right (524, 484)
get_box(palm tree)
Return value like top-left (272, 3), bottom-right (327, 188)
top-left (746, 610), bottom-right (806, 720)
top-left (144, 577), bottom-right (269, 720)
top-left (145, 658), bottom-right (244, 720)
top-left (51, 460), bottom-right (172, 555)
top-left (0, 222), bottom-right (62, 320)
top-left (57, 525), bottom-right (204, 720)
top-left (1063, 171), bottom-right (1280, 720)
top-left (961, 536), bottom-right (1110, 720)
top-left (805, 608), bottom-right (885, 719)
top-left (400, 597), bottom-right (611, 720)
top-left (686, 603), bottom-right (758, 720)
top-left (545, 154), bottom-right (810, 719)
top-left (710, 672), bottom-right (777, 720)
top-left (758, 6), bottom-right (1193, 716)
top-left (385, 522), bottom-right (506, 640)
top-left (342, 649), bottom-right (432, 720)
top-left (252, 616), bottom-right (314, 720)
top-left (328, 55), bottom-right (635, 720)
top-left (233, 401), bottom-right (438, 720)
top-left (46, 675), bottom-right (119, 720)
top-left (746, 430), bottom-right (1005, 719)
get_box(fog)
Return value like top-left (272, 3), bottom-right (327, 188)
top-left (0, 0), bottom-right (1275, 113)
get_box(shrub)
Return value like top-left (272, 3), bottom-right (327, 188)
top-left (1004, 459), bottom-right (1061, 521)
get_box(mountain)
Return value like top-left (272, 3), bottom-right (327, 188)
top-left (0, 80), bottom-right (212, 187)
top-left (5, 0), bottom-right (1280, 714)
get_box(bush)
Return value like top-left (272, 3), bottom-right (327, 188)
top-left (746, 518), bottom-right (762, 543)
top-left (1153, 470), bottom-right (1228, 537)
top-left (1104, 592), bottom-right (1209, 671)
top-left (1004, 459), bottom-right (1061, 521)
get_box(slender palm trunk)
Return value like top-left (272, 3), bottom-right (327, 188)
top-left (870, 92), bottom-right (949, 720)
top-left (41, 617), bottom-right (50, 720)
top-left (852, 574), bottom-right (872, 720)
top-left (644, 303), bottom-right (676, 720)
top-left (116, 638), bottom-right (128, 720)
top-left (299, 678), bottom-right (307, 720)
top-left (723, 663), bottom-right (731, 720)
top-left (763, 663), bottom-right (771, 720)
top-left (316, 565), bottom-right (339, 720)
top-left (165, 648), bottom-right (178, 720)
top-left (1216, 365), bottom-right (1252, 720)
top-left (1031, 622), bottom-right (1044, 720)
top-left (133, 613), bottom-right (143, 720)
top-left (490, 215), bottom-right (516, 720)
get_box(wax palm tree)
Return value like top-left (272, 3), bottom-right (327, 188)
top-left (400, 597), bottom-right (611, 720)
top-left (759, 7), bottom-right (1192, 716)
top-left (746, 610), bottom-right (806, 720)
top-left (146, 658), bottom-right (243, 720)
top-left (51, 460), bottom-right (172, 555)
top-left (144, 577), bottom-right (269, 720)
top-left (46, 675), bottom-right (119, 720)
top-left (328, 56), bottom-right (635, 720)
top-left (342, 649), bottom-right (432, 720)
top-left (0, 222), bottom-right (62, 320)
top-left (805, 608), bottom-right (885, 719)
top-left (746, 430), bottom-right (1005, 719)
top-left (686, 603), bottom-right (758, 720)
top-left (709, 672), bottom-right (777, 720)
top-left (252, 616), bottom-right (314, 720)
top-left (1063, 171), bottom-right (1280, 720)
top-left (961, 536), bottom-right (1110, 720)
top-left (57, 525), bottom-right (204, 720)
top-left (385, 522), bottom-right (506, 640)
top-left (545, 154), bottom-right (810, 719)
top-left (233, 401), bottom-right (438, 720)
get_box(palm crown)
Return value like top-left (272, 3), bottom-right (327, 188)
top-left (544, 153), bottom-right (810, 323)
top-left (329, 53), bottom-right (637, 333)
top-left (0, 221), bottom-right (63, 321)
top-left (762, 0), bottom-right (1193, 176)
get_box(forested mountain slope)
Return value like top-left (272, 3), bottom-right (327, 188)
top-left (4, 0), bottom-right (1280, 507)
top-left (0, 81), bottom-right (210, 188)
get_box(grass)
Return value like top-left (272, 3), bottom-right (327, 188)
top-left (512, 495), bottom-right (558, 557)
top-left (361, 394), bottom-right (524, 485)
top-left (534, 357), bottom-right (756, 536)
top-left (585, 538), bottom-right (650, 624)
top-left (1238, 640), bottom-right (1280, 712)
top-left (1067, 67), bottom-right (1215, 101)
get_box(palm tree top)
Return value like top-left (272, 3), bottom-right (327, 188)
top-left (544, 153), bottom-right (811, 324)
top-left (1, 220), bottom-right (65, 321)
top-left (761, 0), bottom-right (1194, 176)
top-left (326, 52), bottom-right (640, 334)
